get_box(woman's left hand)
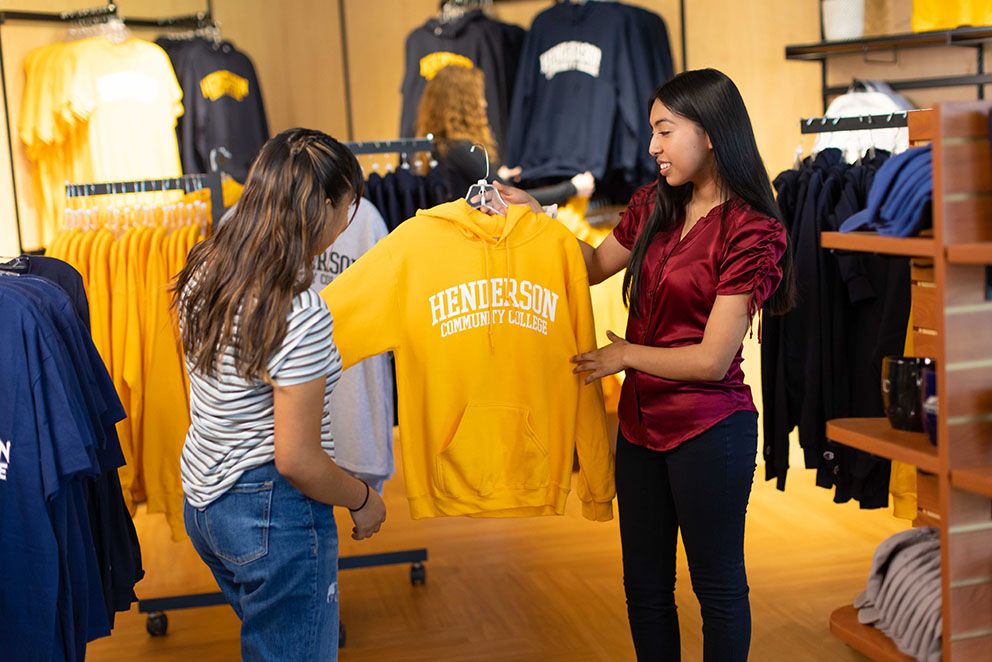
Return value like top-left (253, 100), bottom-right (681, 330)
top-left (571, 330), bottom-right (629, 385)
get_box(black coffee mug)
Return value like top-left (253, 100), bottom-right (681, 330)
top-left (881, 356), bottom-right (935, 432)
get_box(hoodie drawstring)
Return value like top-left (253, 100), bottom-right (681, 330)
top-left (484, 243), bottom-right (494, 352)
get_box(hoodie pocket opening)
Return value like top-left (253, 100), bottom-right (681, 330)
top-left (436, 405), bottom-right (550, 497)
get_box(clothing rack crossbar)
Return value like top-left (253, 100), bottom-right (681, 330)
top-left (0, 4), bottom-right (213, 29)
top-left (799, 112), bottom-right (913, 134)
top-left (344, 137), bottom-right (434, 155)
top-left (64, 171), bottom-right (225, 226)
top-left (65, 174), bottom-right (212, 198)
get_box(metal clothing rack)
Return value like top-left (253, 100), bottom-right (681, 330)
top-left (0, 2), bottom-right (215, 255)
top-left (64, 172), bottom-right (226, 228)
top-left (344, 136), bottom-right (434, 156)
top-left (799, 111), bottom-right (914, 134)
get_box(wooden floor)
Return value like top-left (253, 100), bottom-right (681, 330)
top-left (87, 436), bottom-right (906, 662)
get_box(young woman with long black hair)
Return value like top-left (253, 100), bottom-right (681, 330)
top-left (172, 128), bottom-right (387, 660)
top-left (492, 68), bottom-right (796, 661)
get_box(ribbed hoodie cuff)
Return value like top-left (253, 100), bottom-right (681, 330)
top-left (582, 498), bottom-right (614, 522)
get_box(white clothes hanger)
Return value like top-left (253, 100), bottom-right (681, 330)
top-left (464, 143), bottom-right (507, 213)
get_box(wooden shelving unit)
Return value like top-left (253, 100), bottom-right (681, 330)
top-left (829, 606), bottom-right (917, 662)
top-left (822, 103), bottom-right (992, 661)
top-left (821, 232), bottom-right (937, 257)
top-left (946, 243), bottom-right (992, 264)
top-left (951, 468), bottom-right (992, 499)
top-left (825, 419), bottom-right (939, 472)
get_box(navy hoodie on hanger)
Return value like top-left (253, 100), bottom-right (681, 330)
top-left (156, 36), bottom-right (269, 182)
top-left (399, 10), bottom-right (524, 150)
top-left (505, 1), bottom-right (653, 182)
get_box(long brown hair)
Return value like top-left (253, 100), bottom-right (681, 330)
top-left (415, 64), bottom-right (497, 161)
top-left (173, 128), bottom-right (362, 383)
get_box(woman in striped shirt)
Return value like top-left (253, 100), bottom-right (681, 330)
top-left (173, 128), bottom-right (386, 661)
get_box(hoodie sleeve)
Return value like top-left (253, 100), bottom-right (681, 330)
top-left (567, 254), bottom-right (616, 521)
top-left (319, 234), bottom-right (403, 371)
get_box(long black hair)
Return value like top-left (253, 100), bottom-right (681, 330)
top-left (622, 68), bottom-right (796, 318)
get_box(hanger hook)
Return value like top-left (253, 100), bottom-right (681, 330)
top-left (470, 143), bottom-right (491, 180)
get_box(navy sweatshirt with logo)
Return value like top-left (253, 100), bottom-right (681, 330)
top-left (399, 10), bottom-right (525, 150)
top-left (505, 1), bottom-right (673, 185)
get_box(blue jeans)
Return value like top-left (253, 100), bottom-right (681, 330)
top-left (616, 411), bottom-right (758, 662)
top-left (184, 462), bottom-right (339, 661)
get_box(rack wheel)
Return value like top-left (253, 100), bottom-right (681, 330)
top-left (410, 562), bottom-right (426, 586)
top-left (339, 621), bottom-right (346, 648)
top-left (146, 611), bottom-right (168, 636)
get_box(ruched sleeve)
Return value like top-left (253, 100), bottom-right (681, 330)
top-left (612, 184), bottom-right (656, 249)
top-left (716, 213), bottom-right (787, 321)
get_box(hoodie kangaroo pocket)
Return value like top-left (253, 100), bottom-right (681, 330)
top-left (436, 405), bottom-right (549, 497)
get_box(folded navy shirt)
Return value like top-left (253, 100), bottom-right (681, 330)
top-left (839, 145), bottom-right (932, 237)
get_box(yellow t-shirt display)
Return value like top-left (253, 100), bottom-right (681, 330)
top-left (912, 0), bottom-right (992, 31)
top-left (19, 37), bottom-right (183, 248)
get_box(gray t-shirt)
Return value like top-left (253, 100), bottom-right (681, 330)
top-left (311, 198), bottom-right (395, 481)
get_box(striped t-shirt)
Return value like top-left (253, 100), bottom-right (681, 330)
top-left (181, 289), bottom-right (342, 508)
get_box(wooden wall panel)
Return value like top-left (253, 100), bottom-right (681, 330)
top-left (938, 141), bottom-right (992, 198)
top-left (943, 309), bottom-right (992, 365)
top-left (911, 283), bottom-right (938, 331)
top-left (949, 582), bottom-right (992, 634)
top-left (917, 470), bottom-right (940, 514)
top-left (947, 489), bottom-right (992, 580)
top-left (913, 330), bottom-right (941, 362)
top-left (943, 197), bottom-right (992, 245)
top-left (951, 637), bottom-right (992, 661)
top-left (947, 421), bottom-right (992, 469)
top-left (937, 101), bottom-right (992, 139)
top-left (944, 368), bottom-right (992, 420)
top-left (945, 264), bottom-right (992, 307)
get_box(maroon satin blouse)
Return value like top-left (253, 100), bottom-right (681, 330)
top-left (612, 184), bottom-right (787, 452)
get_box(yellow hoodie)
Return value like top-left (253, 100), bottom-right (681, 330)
top-left (321, 200), bottom-right (615, 521)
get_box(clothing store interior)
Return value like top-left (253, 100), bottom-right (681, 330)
top-left (3, 0), bottom-right (992, 660)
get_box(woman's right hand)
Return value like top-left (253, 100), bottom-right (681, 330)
top-left (491, 181), bottom-right (543, 215)
top-left (350, 487), bottom-right (386, 540)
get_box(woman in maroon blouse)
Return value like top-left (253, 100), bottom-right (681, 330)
top-left (492, 68), bottom-right (796, 661)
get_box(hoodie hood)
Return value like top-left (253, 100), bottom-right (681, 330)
top-left (415, 199), bottom-right (551, 350)
top-left (424, 8), bottom-right (487, 39)
top-left (415, 199), bottom-right (548, 247)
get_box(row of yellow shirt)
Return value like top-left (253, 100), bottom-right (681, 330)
top-left (20, 36), bottom-right (184, 247)
top-left (47, 219), bottom-right (201, 541)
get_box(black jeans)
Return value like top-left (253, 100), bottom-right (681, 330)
top-left (616, 410), bottom-right (758, 662)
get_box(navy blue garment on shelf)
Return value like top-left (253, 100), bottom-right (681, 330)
top-left (839, 145), bottom-right (932, 237)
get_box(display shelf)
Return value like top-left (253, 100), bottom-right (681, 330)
top-left (951, 467), bottom-right (992, 498)
top-left (785, 26), bottom-right (992, 60)
top-left (821, 232), bottom-right (937, 257)
top-left (825, 418), bottom-right (939, 472)
top-left (946, 243), bottom-right (992, 264)
top-left (830, 605), bottom-right (916, 662)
